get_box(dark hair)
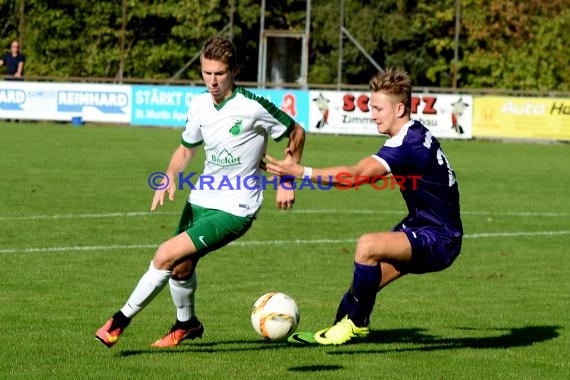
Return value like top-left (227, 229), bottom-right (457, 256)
top-left (200, 37), bottom-right (238, 72)
top-left (369, 68), bottom-right (412, 116)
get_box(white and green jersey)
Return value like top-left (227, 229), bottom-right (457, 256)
top-left (181, 86), bottom-right (295, 217)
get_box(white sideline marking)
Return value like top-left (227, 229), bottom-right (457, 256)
top-left (464, 231), bottom-right (570, 238)
top-left (0, 211), bottom-right (178, 221)
top-left (462, 211), bottom-right (569, 217)
top-left (1, 230), bottom-right (569, 254)
top-left (0, 209), bottom-right (568, 221)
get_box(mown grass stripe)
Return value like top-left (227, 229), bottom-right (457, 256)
top-left (0, 210), bottom-right (568, 221)
top-left (1, 230), bottom-right (568, 254)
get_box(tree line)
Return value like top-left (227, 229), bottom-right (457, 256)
top-left (1, 0), bottom-right (568, 92)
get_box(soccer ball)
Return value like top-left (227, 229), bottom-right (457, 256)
top-left (251, 292), bottom-right (300, 341)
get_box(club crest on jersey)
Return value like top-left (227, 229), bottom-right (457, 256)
top-left (206, 148), bottom-right (242, 167)
top-left (229, 118), bottom-right (242, 135)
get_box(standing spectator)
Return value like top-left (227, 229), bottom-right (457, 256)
top-left (0, 40), bottom-right (25, 79)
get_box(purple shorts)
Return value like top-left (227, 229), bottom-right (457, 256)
top-left (393, 224), bottom-right (462, 274)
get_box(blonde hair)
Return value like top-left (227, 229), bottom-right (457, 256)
top-left (369, 68), bottom-right (412, 116)
top-left (200, 37), bottom-right (238, 73)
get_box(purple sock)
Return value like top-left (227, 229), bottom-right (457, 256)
top-left (334, 290), bottom-right (355, 324)
top-left (348, 262), bottom-right (380, 327)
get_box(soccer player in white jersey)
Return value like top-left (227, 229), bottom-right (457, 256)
top-left (96, 37), bottom-right (305, 348)
top-left (265, 68), bottom-right (462, 345)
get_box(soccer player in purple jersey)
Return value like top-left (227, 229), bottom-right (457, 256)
top-left (265, 68), bottom-right (463, 345)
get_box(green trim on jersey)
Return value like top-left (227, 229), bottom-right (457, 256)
top-left (214, 89), bottom-right (239, 111)
top-left (181, 139), bottom-right (202, 148)
top-left (235, 87), bottom-right (296, 141)
top-left (180, 87), bottom-right (294, 217)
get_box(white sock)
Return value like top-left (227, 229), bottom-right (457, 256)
top-left (120, 261), bottom-right (172, 318)
top-left (169, 272), bottom-right (197, 322)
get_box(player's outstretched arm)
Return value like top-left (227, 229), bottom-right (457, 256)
top-left (150, 145), bottom-right (197, 211)
top-left (265, 155), bottom-right (387, 187)
top-left (265, 153), bottom-right (304, 178)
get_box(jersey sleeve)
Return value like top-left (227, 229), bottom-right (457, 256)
top-left (254, 94), bottom-right (296, 141)
top-left (376, 127), bottom-right (430, 175)
top-left (376, 145), bottom-right (405, 174)
top-left (181, 103), bottom-right (203, 148)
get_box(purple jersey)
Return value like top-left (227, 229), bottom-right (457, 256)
top-left (375, 120), bottom-right (462, 239)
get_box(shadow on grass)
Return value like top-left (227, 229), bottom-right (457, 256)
top-left (327, 325), bottom-right (561, 355)
top-left (119, 325), bottom-right (560, 358)
top-left (119, 339), bottom-right (294, 357)
top-left (289, 365), bottom-right (344, 372)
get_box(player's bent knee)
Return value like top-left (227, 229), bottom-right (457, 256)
top-left (354, 234), bottom-right (380, 263)
top-left (153, 244), bottom-right (177, 270)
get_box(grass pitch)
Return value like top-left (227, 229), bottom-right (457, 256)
top-left (0, 121), bottom-right (568, 379)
